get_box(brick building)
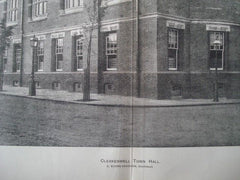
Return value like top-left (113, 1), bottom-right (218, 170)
top-left (0, 0), bottom-right (240, 99)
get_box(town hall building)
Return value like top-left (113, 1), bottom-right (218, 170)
top-left (0, 0), bottom-right (240, 99)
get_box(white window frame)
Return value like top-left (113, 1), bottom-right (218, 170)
top-left (65, 0), bottom-right (83, 10)
top-left (76, 37), bottom-right (83, 71)
top-left (168, 28), bottom-right (178, 71)
top-left (209, 32), bottom-right (224, 71)
top-left (32, 0), bottom-right (47, 18)
top-left (106, 32), bottom-right (117, 71)
top-left (55, 38), bottom-right (64, 71)
top-left (7, 0), bottom-right (18, 23)
top-left (37, 40), bottom-right (44, 71)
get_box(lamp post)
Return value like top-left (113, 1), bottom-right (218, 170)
top-left (213, 40), bottom-right (221, 102)
top-left (29, 35), bottom-right (38, 96)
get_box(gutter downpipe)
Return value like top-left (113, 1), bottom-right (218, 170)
top-left (19, 0), bottom-right (24, 87)
top-left (136, 0), bottom-right (140, 97)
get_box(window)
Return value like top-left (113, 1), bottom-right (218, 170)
top-left (32, 0), bottom-right (47, 18)
top-left (3, 48), bottom-right (8, 72)
top-left (106, 33), bottom-right (117, 70)
top-left (104, 83), bottom-right (115, 94)
top-left (73, 82), bottom-right (81, 92)
top-left (168, 28), bottom-right (178, 70)
top-left (35, 81), bottom-right (41, 88)
top-left (13, 46), bottom-right (21, 72)
top-left (7, 0), bottom-right (18, 22)
top-left (37, 40), bottom-right (44, 71)
top-left (55, 38), bottom-right (64, 71)
top-left (52, 82), bottom-right (61, 90)
top-left (65, 0), bottom-right (83, 9)
top-left (171, 85), bottom-right (182, 97)
top-left (13, 80), bottom-right (19, 86)
top-left (209, 32), bottom-right (224, 70)
top-left (75, 37), bottom-right (83, 71)
top-left (16, 48), bottom-right (21, 72)
top-left (3, 59), bottom-right (8, 72)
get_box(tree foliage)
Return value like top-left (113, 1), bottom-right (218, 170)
top-left (0, 16), bottom-right (13, 91)
top-left (0, 17), bottom-right (13, 52)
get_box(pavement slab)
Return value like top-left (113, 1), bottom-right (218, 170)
top-left (1, 85), bottom-right (240, 107)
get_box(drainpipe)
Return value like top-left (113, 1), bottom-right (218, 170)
top-left (97, 0), bottom-right (102, 94)
top-left (19, 0), bottom-right (24, 87)
top-left (187, 0), bottom-right (191, 98)
top-left (135, 0), bottom-right (140, 97)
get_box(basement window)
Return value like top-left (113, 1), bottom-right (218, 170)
top-left (104, 83), bottom-right (115, 94)
top-left (52, 82), bottom-right (61, 90)
top-left (35, 81), bottom-right (41, 88)
top-left (13, 80), bottom-right (19, 87)
top-left (73, 82), bottom-right (82, 92)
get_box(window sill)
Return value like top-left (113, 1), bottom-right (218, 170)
top-left (168, 68), bottom-right (178, 71)
top-left (37, 70), bottom-right (44, 72)
top-left (6, 21), bottom-right (18, 27)
top-left (77, 69), bottom-right (83, 71)
top-left (28, 15), bottom-right (48, 23)
top-left (106, 68), bottom-right (117, 71)
top-left (210, 68), bottom-right (223, 71)
top-left (59, 7), bottom-right (84, 16)
top-left (56, 69), bottom-right (63, 72)
top-left (102, 0), bottom-right (131, 7)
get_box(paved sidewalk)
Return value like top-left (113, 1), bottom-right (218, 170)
top-left (1, 85), bottom-right (240, 107)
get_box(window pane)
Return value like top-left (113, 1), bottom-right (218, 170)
top-left (168, 29), bottom-right (178, 49)
top-left (107, 55), bottom-right (117, 69)
top-left (33, 0), bottom-right (47, 17)
top-left (38, 56), bottom-right (44, 70)
top-left (56, 54), bottom-right (63, 70)
top-left (209, 50), bottom-right (223, 69)
top-left (3, 58), bottom-right (7, 71)
top-left (65, 0), bottom-right (82, 8)
top-left (77, 56), bottom-right (83, 69)
top-left (168, 49), bottom-right (177, 69)
top-left (210, 32), bottom-right (224, 50)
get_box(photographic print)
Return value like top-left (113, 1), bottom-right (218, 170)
top-left (0, 0), bottom-right (240, 179)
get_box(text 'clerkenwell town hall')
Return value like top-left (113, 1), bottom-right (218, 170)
top-left (0, 0), bottom-right (240, 99)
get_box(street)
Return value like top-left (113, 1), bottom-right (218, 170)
top-left (0, 95), bottom-right (239, 147)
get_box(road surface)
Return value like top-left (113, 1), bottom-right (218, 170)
top-left (0, 95), bottom-right (239, 147)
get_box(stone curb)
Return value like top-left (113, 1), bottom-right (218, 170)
top-left (1, 92), bottom-right (240, 108)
